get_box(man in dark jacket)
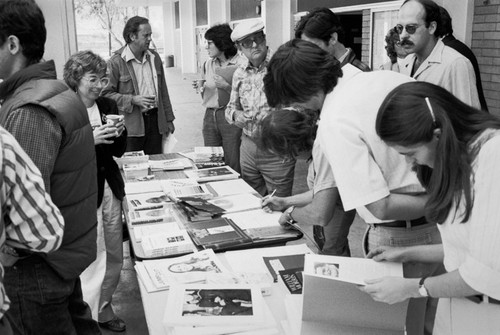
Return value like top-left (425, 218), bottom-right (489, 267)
top-left (102, 16), bottom-right (175, 154)
top-left (0, 1), bottom-right (99, 334)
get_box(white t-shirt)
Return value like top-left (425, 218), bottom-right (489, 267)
top-left (318, 65), bottom-right (423, 224)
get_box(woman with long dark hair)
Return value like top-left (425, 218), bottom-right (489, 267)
top-left (364, 81), bottom-right (500, 334)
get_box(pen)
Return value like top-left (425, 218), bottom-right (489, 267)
top-left (269, 189), bottom-right (277, 198)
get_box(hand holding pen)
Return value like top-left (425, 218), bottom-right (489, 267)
top-left (261, 189), bottom-right (287, 212)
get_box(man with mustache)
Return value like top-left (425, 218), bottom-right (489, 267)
top-left (398, 0), bottom-right (480, 108)
top-left (103, 16), bottom-right (175, 154)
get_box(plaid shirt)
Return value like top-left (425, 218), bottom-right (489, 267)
top-left (0, 127), bottom-right (64, 319)
top-left (225, 49), bottom-right (273, 138)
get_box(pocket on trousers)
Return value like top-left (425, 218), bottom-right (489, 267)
top-left (389, 232), bottom-right (432, 247)
top-left (34, 263), bottom-right (73, 305)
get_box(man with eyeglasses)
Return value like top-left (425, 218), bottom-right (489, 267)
top-left (397, 0), bottom-right (480, 109)
top-left (225, 20), bottom-right (295, 198)
top-left (103, 16), bottom-right (175, 155)
top-left (0, 1), bottom-right (99, 333)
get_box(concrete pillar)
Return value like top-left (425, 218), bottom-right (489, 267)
top-left (263, 0), bottom-right (293, 51)
top-left (441, 0), bottom-right (474, 45)
top-left (162, 1), bottom-right (176, 58)
top-left (38, 0), bottom-right (78, 79)
top-left (179, 0), bottom-right (197, 73)
top-left (208, 0), bottom-right (230, 26)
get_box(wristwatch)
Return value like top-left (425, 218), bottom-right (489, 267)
top-left (284, 206), bottom-right (295, 224)
top-left (418, 277), bottom-right (429, 297)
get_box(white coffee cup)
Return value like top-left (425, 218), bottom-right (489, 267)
top-left (106, 114), bottom-right (124, 126)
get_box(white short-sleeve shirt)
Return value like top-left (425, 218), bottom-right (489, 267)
top-left (318, 65), bottom-right (424, 223)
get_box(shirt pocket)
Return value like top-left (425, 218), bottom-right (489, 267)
top-left (118, 74), bottom-right (134, 94)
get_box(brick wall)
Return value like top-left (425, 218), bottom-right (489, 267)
top-left (472, 0), bottom-right (500, 115)
top-left (361, 9), bottom-right (371, 65)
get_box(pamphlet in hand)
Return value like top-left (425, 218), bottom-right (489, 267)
top-left (184, 166), bottom-right (239, 183)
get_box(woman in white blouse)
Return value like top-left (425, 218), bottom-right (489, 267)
top-left (364, 81), bottom-right (500, 334)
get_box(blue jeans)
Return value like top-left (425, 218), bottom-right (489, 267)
top-left (240, 134), bottom-right (295, 197)
top-left (4, 255), bottom-right (100, 335)
top-left (203, 107), bottom-right (242, 173)
top-left (313, 197), bottom-right (356, 256)
top-left (127, 109), bottom-right (162, 155)
top-left (363, 222), bottom-right (443, 335)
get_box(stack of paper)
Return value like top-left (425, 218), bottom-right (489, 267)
top-left (205, 179), bottom-right (256, 197)
top-left (127, 192), bottom-right (171, 211)
top-left (207, 193), bottom-right (261, 214)
top-left (138, 250), bottom-right (229, 291)
top-left (193, 146), bottom-right (225, 169)
top-left (149, 158), bottom-right (192, 171)
top-left (184, 166), bottom-right (239, 182)
top-left (115, 150), bottom-right (149, 169)
top-left (163, 284), bottom-right (278, 335)
top-left (128, 207), bottom-right (178, 225)
top-left (141, 229), bottom-right (196, 258)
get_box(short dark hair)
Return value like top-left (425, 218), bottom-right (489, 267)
top-left (402, 0), bottom-right (441, 37)
top-left (123, 16), bottom-right (149, 44)
top-left (63, 50), bottom-right (107, 91)
top-left (0, 0), bottom-right (46, 65)
top-left (294, 7), bottom-right (345, 44)
top-left (258, 108), bottom-right (318, 159)
top-left (264, 39), bottom-right (342, 108)
top-left (376, 81), bottom-right (500, 224)
top-left (438, 6), bottom-right (453, 37)
top-left (204, 23), bottom-right (237, 59)
top-left (384, 27), bottom-right (400, 64)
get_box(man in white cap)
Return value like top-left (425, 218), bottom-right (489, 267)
top-left (225, 20), bottom-right (295, 197)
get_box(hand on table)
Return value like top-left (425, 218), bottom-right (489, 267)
top-left (261, 196), bottom-right (287, 212)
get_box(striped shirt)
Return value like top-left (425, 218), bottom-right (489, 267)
top-left (225, 49), bottom-right (274, 138)
top-left (0, 126), bottom-right (64, 319)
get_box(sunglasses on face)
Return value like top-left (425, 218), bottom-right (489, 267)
top-left (239, 33), bottom-right (265, 49)
top-left (395, 24), bottom-right (422, 35)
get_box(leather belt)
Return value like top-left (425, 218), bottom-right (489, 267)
top-left (466, 295), bottom-right (500, 305)
top-left (373, 216), bottom-right (428, 228)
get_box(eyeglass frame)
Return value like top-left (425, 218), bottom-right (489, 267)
top-left (81, 75), bottom-right (110, 87)
top-left (237, 32), bottom-right (266, 49)
top-left (394, 23), bottom-right (424, 35)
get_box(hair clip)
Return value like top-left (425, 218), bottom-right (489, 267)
top-left (425, 97), bottom-right (436, 124)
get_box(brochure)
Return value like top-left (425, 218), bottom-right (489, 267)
top-left (184, 166), bottom-right (239, 182)
top-left (126, 192), bottom-right (171, 211)
top-left (186, 217), bottom-right (252, 250)
top-left (141, 229), bottom-right (196, 258)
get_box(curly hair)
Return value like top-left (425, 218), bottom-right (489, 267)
top-left (384, 28), bottom-right (400, 64)
top-left (204, 24), bottom-right (237, 59)
top-left (0, 0), bottom-right (46, 65)
top-left (264, 39), bottom-right (342, 108)
top-left (258, 107), bottom-right (318, 159)
top-left (376, 81), bottom-right (500, 223)
top-left (63, 50), bottom-right (107, 91)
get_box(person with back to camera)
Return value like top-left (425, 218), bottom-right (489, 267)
top-left (193, 23), bottom-right (247, 173)
top-left (380, 27), bottom-right (408, 72)
top-left (363, 81), bottom-right (500, 334)
top-left (64, 50), bottom-right (128, 332)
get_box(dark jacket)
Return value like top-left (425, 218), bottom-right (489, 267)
top-left (342, 48), bottom-right (371, 72)
top-left (102, 46), bottom-right (175, 136)
top-left (95, 97), bottom-right (127, 206)
top-left (0, 61), bottom-right (97, 280)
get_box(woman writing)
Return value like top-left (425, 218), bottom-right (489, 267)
top-left (364, 81), bottom-right (500, 334)
top-left (64, 51), bottom-right (127, 332)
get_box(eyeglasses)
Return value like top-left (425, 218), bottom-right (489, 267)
top-left (395, 24), bottom-right (422, 35)
top-left (81, 76), bottom-right (110, 87)
top-left (239, 33), bottom-right (265, 49)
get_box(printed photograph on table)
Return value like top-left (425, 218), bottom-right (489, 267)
top-left (164, 284), bottom-right (266, 327)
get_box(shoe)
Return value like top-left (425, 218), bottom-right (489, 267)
top-left (99, 317), bottom-right (126, 332)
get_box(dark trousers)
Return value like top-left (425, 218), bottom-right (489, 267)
top-left (127, 109), bottom-right (162, 155)
top-left (0, 316), bottom-right (13, 335)
top-left (4, 255), bottom-right (100, 335)
top-left (202, 107), bottom-right (242, 173)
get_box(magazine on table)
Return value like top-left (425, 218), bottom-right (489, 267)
top-left (164, 284), bottom-right (266, 327)
top-left (141, 249), bottom-right (229, 290)
top-left (141, 229), bottom-right (197, 258)
top-left (262, 253), bottom-right (305, 283)
top-left (186, 217), bottom-right (252, 250)
top-left (124, 176), bottom-right (162, 194)
top-left (204, 179), bottom-right (256, 197)
top-left (128, 207), bottom-right (179, 225)
top-left (132, 220), bottom-right (181, 242)
top-left (149, 158), bottom-right (192, 171)
top-left (207, 193), bottom-right (261, 214)
top-left (184, 166), bottom-right (239, 182)
top-left (126, 192), bottom-right (172, 211)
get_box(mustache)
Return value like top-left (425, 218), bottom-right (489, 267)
top-left (400, 39), bottom-right (414, 46)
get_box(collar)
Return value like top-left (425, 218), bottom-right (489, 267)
top-left (121, 45), bottom-right (153, 63)
top-left (400, 39), bottom-right (445, 77)
top-left (0, 60), bottom-right (57, 101)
